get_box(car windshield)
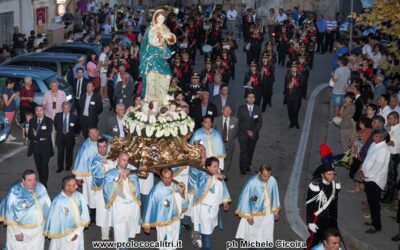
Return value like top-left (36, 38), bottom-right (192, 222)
top-left (43, 75), bottom-right (68, 90)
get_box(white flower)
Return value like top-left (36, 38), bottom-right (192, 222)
top-left (140, 114), bottom-right (148, 123)
top-left (180, 124), bottom-right (188, 135)
top-left (145, 126), bottom-right (155, 137)
top-left (188, 119), bottom-right (195, 131)
top-left (180, 111), bottom-right (187, 119)
top-left (136, 124), bottom-right (143, 136)
top-left (171, 126), bottom-right (178, 137)
top-left (155, 128), bottom-right (164, 138)
top-left (158, 116), bottom-right (167, 123)
top-left (164, 127), bottom-right (171, 137)
top-left (128, 121), bottom-right (136, 133)
top-left (171, 112), bottom-right (180, 120)
top-left (149, 115), bottom-right (157, 124)
top-left (166, 116), bottom-right (172, 122)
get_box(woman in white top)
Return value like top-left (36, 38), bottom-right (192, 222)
top-left (371, 44), bottom-right (383, 70)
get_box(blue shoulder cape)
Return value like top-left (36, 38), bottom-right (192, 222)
top-left (235, 175), bottom-right (280, 218)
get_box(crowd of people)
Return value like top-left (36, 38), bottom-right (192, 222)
top-left (0, 1), bottom-right (390, 250)
top-left (310, 10), bottom-right (400, 250)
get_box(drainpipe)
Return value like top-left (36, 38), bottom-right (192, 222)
top-left (19, 0), bottom-right (23, 32)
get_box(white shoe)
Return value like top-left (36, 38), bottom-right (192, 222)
top-left (7, 135), bottom-right (16, 141)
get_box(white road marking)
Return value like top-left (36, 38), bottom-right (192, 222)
top-left (4, 141), bottom-right (24, 145)
top-left (284, 83), bottom-right (329, 240)
top-left (0, 146), bottom-right (28, 163)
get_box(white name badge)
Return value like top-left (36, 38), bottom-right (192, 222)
top-left (113, 127), bottom-right (118, 132)
top-left (70, 123), bottom-right (74, 127)
top-left (41, 126), bottom-right (47, 129)
top-left (253, 115), bottom-right (259, 119)
top-left (90, 101), bottom-right (95, 105)
top-left (230, 124), bottom-right (235, 129)
top-left (207, 111), bottom-right (213, 115)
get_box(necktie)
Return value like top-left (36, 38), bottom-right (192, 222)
top-left (77, 79), bottom-right (82, 99)
top-left (249, 107), bottom-right (253, 117)
top-left (223, 118), bottom-right (228, 142)
top-left (63, 114), bottom-right (68, 134)
top-left (36, 119), bottom-right (41, 133)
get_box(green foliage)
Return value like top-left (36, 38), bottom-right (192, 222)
top-left (352, 0), bottom-right (400, 76)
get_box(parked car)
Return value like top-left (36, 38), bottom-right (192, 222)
top-left (0, 111), bottom-right (11, 143)
top-left (43, 42), bottom-right (102, 56)
top-left (0, 66), bottom-right (75, 126)
top-left (100, 28), bottom-right (141, 46)
top-left (2, 52), bottom-right (85, 77)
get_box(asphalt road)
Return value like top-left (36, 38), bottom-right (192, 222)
top-left (0, 39), bottom-right (332, 249)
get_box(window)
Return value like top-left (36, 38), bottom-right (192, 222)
top-left (60, 62), bottom-right (70, 76)
top-left (10, 61), bottom-right (28, 66)
top-left (40, 62), bottom-right (58, 73)
top-left (0, 76), bottom-right (8, 89)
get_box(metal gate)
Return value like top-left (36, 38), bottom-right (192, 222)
top-left (0, 12), bottom-right (14, 46)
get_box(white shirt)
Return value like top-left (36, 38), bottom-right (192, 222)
top-left (389, 123), bottom-right (400, 154)
top-left (221, 95), bottom-right (227, 108)
top-left (326, 19), bottom-right (337, 32)
top-left (117, 116), bottom-right (125, 138)
top-left (213, 84), bottom-right (220, 97)
top-left (99, 52), bottom-right (108, 73)
top-left (362, 140), bottom-right (390, 189)
top-left (226, 10), bottom-right (237, 21)
top-left (83, 93), bottom-right (92, 117)
top-left (391, 105), bottom-right (400, 115)
top-left (362, 44), bottom-right (373, 59)
top-left (76, 78), bottom-right (83, 99)
top-left (379, 105), bottom-right (391, 125)
top-left (247, 104), bottom-right (254, 115)
top-left (63, 113), bottom-right (70, 133)
top-left (224, 116), bottom-right (231, 140)
top-left (102, 23), bottom-right (112, 34)
top-left (275, 13), bottom-right (287, 24)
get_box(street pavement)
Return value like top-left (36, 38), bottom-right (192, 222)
top-left (0, 40), bottom-right (334, 249)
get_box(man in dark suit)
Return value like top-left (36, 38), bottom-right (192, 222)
top-left (71, 67), bottom-right (89, 115)
top-left (213, 105), bottom-right (238, 176)
top-left (54, 102), bottom-right (76, 173)
top-left (208, 72), bottom-right (225, 98)
top-left (237, 92), bottom-right (263, 174)
top-left (27, 105), bottom-right (54, 187)
top-left (79, 81), bottom-right (103, 138)
top-left (211, 83), bottom-right (236, 116)
top-left (106, 103), bottom-right (126, 138)
top-left (114, 72), bottom-right (135, 109)
top-left (189, 92), bottom-right (217, 130)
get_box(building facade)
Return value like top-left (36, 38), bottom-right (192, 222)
top-left (0, 0), bottom-right (58, 45)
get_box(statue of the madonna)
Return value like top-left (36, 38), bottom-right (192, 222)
top-left (139, 9), bottom-right (176, 106)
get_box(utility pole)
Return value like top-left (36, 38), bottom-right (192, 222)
top-left (349, 0), bottom-right (354, 51)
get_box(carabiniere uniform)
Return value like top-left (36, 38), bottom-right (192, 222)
top-left (306, 165), bottom-right (341, 249)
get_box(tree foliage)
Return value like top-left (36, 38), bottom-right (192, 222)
top-left (352, 0), bottom-right (400, 76)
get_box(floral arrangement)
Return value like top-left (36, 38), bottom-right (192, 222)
top-left (123, 102), bottom-right (195, 138)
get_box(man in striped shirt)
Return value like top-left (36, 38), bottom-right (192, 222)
top-left (42, 80), bottom-right (67, 145)
top-left (325, 16), bottom-right (337, 53)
